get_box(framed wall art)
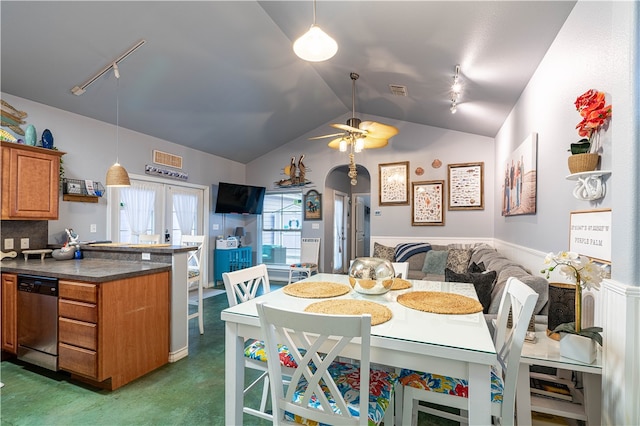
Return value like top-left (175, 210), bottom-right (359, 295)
top-left (569, 208), bottom-right (611, 264)
top-left (502, 133), bottom-right (538, 216)
top-left (412, 180), bottom-right (445, 226)
top-left (379, 161), bottom-right (409, 206)
top-left (303, 190), bottom-right (322, 221)
top-left (448, 162), bottom-right (484, 210)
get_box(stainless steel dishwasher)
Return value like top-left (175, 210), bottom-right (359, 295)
top-left (17, 274), bottom-right (59, 371)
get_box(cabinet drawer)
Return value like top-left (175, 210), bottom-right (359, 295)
top-left (59, 299), bottom-right (97, 323)
top-left (59, 281), bottom-right (97, 303)
top-left (59, 342), bottom-right (97, 379)
top-left (59, 317), bottom-right (97, 350)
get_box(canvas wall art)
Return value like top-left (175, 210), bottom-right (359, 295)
top-left (502, 133), bottom-right (538, 216)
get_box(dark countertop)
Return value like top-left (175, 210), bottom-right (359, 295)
top-left (0, 258), bottom-right (171, 282)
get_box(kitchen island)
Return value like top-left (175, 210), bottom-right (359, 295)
top-left (1, 243), bottom-right (197, 389)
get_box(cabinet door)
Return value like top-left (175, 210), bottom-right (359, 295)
top-left (1, 273), bottom-right (18, 353)
top-left (1, 143), bottom-right (62, 220)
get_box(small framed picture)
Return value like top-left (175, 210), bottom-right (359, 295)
top-left (304, 190), bottom-right (322, 221)
top-left (448, 162), bottom-right (484, 210)
top-left (412, 180), bottom-right (445, 226)
top-left (379, 161), bottom-right (410, 205)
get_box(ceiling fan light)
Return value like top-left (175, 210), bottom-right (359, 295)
top-left (354, 138), bottom-right (365, 153)
top-left (106, 162), bottom-right (131, 187)
top-left (293, 25), bottom-right (338, 62)
top-left (339, 139), bottom-right (348, 152)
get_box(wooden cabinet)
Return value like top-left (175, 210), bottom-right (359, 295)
top-left (58, 272), bottom-right (170, 390)
top-left (1, 273), bottom-right (18, 354)
top-left (214, 246), bottom-right (252, 283)
top-left (1, 141), bottom-right (65, 220)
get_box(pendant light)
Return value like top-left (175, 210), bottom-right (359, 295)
top-left (293, 0), bottom-right (338, 62)
top-left (106, 63), bottom-right (131, 187)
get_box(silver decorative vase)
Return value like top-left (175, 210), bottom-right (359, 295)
top-left (348, 257), bottom-right (395, 295)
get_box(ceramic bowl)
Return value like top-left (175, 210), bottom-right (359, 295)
top-left (52, 248), bottom-right (75, 261)
top-left (348, 257), bottom-right (395, 295)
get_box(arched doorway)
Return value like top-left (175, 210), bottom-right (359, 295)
top-left (324, 165), bottom-right (371, 273)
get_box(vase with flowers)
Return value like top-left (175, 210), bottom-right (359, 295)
top-left (541, 251), bottom-right (606, 363)
top-left (568, 89), bottom-right (612, 174)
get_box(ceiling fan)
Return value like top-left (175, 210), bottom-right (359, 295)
top-left (310, 72), bottom-right (399, 185)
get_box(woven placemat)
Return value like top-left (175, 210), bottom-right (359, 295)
top-left (390, 277), bottom-right (412, 290)
top-left (304, 300), bottom-right (392, 325)
top-left (397, 291), bottom-right (482, 314)
top-left (283, 281), bottom-right (351, 298)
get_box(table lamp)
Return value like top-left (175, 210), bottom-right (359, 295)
top-left (234, 227), bottom-right (245, 247)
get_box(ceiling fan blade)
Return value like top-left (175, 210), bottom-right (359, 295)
top-left (359, 121), bottom-right (399, 139)
top-left (361, 136), bottom-right (389, 149)
top-left (308, 132), bottom-right (344, 140)
top-left (331, 123), bottom-right (366, 134)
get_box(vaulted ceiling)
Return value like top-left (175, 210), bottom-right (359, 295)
top-left (0, 1), bottom-right (576, 163)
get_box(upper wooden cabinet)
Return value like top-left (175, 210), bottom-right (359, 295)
top-left (1, 141), bottom-right (65, 220)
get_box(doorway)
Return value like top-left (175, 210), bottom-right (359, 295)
top-left (324, 165), bottom-right (371, 273)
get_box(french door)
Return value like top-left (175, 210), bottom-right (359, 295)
top-left (107, 174), bottom-right (207, 245)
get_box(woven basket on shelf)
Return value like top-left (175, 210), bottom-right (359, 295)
top-left (568, 153), bottom-right (599, 174)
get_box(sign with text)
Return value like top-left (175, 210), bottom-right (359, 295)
top-left (569, 209), bottom-right (611, 263)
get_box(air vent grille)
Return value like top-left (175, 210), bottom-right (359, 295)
top-left (153, 150), bottom-right (183, 169)
top-left (389, 84), bottom-right (408, 96)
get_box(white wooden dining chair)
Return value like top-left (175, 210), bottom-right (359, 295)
top-left (181, 234), bottom-right (205, 334)
top-left (138, 234), bottom-right (161, 244)
top-left (392, 262), bottom-right (409, 279)
top-left (288, 238), bottom-right (320, 284)
top-left (256, 302), bottom-right (397, 426)
top-left (399, 276), bottom-right (538, 426)
top-left (222, 264), bottom-right (296, 421)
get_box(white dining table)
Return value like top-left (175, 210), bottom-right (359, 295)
top-left (221, 273), bottom-right (497, 425)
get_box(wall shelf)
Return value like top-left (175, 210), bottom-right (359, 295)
top-left (63, 194), bottom-right (99, 203)
top-left (565, 170), bottom-right (611, 201)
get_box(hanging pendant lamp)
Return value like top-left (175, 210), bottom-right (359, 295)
top-left (106, 63), bottom-right (131, 187)
top-left (293, 0), bottom-right (337, 62)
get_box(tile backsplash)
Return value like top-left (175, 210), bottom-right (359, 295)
top-left (0, 220), bottom-right (48, 253)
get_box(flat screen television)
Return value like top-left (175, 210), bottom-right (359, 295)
top-left (215, 182), bottom-right (266, 215)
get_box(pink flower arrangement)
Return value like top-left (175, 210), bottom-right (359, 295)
top-left (572, 89), bottom-right (612, 154)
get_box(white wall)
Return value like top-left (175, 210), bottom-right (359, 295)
top-left (494, 2), bottom-right (639, 424)
top-left (246, 111), bottom-right (495, 241)
top-left (1, 92), bottom-right (246, 244)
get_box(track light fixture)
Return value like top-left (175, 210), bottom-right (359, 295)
top-left (450, 64), bottom-right (461, 114)
top-left (293, 0), bottom-right (338, 62)
top-left (71, 39), bottom-right (145, 96)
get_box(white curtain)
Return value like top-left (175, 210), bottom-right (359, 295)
top-left (173, 192), bottom-right (197, 235)
top-left (121, 182), bottom-right (156, 243)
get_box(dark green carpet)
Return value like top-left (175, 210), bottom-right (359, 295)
top-left (0, 290), bottom-right (456, 426)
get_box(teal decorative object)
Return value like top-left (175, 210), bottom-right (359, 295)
top-left (25, 124), bottom-right (36, 146)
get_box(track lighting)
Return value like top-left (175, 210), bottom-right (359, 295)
top-left (450, 64), bottom-right (462, 114)
top-left (293, 0), bottom-right (337, 62)
top-left (71, 40), bottom-right (145, 96)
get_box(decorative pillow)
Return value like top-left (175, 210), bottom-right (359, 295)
top-left (446, 248), bottom-right (473, 274)
top-left (444, 268), bottom-right (497, 313)
top-left (467, 262), bottom-right (486, 273)
top-left (373, 242), bottom-right (396, 262)
top-left (394, 242), bottom-right (432, 263)
top-left (421, 250), bottom-right (449, 275)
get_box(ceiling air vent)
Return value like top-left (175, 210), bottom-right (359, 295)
top-left (389, 84), bottom-right (408, 96)
top-left (153, 150), bottom-right (183, 169)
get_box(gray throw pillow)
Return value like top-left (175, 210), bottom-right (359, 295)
top-left (372, 242), bottom-right (396, 262)
top-left (421, 250), bottom-right (449, 275)
top-left (444, 268), bottom-right (497, 313)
